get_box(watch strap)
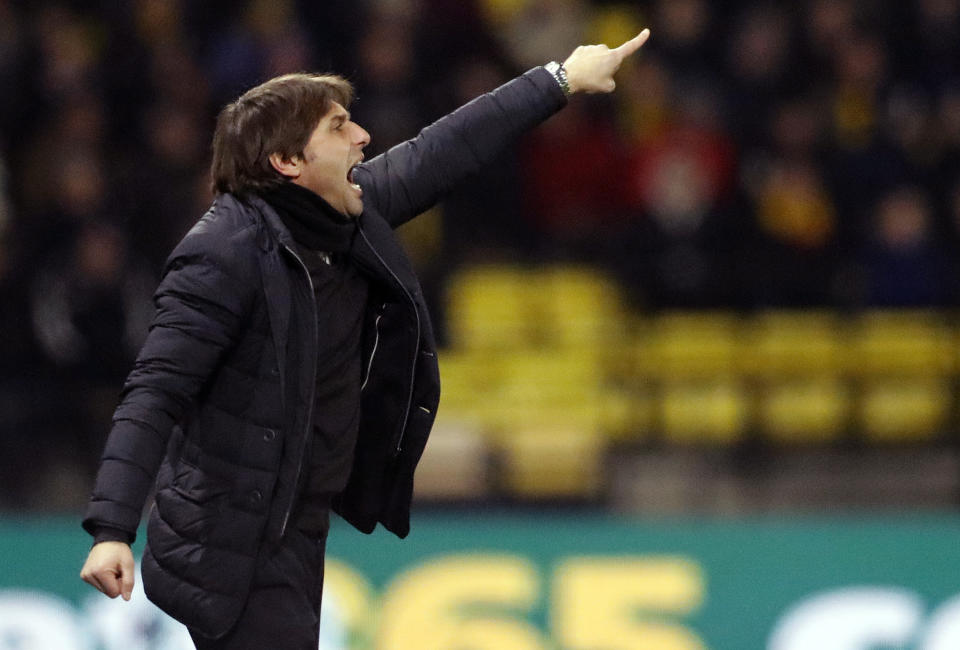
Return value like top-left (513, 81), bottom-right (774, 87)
top-left (545, 60), bottom-right (571, 95)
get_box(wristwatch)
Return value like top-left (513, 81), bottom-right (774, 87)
top-left (545, 60), bottom-right (571, 96)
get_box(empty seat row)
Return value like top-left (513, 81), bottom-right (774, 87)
top-left (431, 265), bottom-right (960, 499)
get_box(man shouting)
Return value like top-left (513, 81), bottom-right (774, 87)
top-left (80, 29), bottom-right (651, 649)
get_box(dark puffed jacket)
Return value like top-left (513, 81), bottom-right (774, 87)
top-left (82, 67), bottom-right (566, 638)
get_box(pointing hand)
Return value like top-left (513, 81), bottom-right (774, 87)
top-left (563, 29), bottom-right (651, 94)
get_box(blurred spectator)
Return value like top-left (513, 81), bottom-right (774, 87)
top-left (615, 53), bottom-right (673, 144)
top-left (18, 147), bottom-right (112, 265)
top-left (292, 0), bottom-right (368, 72)
top-left (612, 80), bottom-right (737, 308)
top-left (351, 6), bottom-right (422, 156)
top-left (769, 95), bottom-right (831, 161)
top-left (149, 42), bottom-right (211, 117)
top-left (203, 0), bottom-right (313, 107)
top-left (29, 220), bottom-right (153, 486)
top-left (937, 174), bottom-right (960, 303)
top-left (33, 4), bottom-right (103, 103)
top-left (910, 0), bottom-right (960, 88)
top-left (852, 186), bottom-right (951, 306)
top-left (750, 157), bottom-right (839, 306)
top-left (804, 0), bottom-right (857, 66)
top-left (831, 30), bottom-right (886, 150)
top-left (416, 0), bottom-right (504, 93)
top-left (500, 0), bottom-right (587, 70)
top-left (120, 102), bottom-right (211, 269)
top-left (738, 91), bottom-right (836, 306)
top-left (627, 86), bottom-right (735, 230)
top-left (652, 0), bottom-right (718, 82)
top-left (247, 0), bottom-right (315, 80)
top-left (882, 84), bottom-right (938, 178)
top-left (825, 29), bottom-right (912, 247)
top-left (520, 96), bottom-right (627, 260)
top-left (936, 84), bottom-right (960, 188)
top-left (0, 0), bottom-right (28, 150)
top-left (725, 4), bottom-right (795, 143)
top-left (30, 221), bottom-right (151, 384)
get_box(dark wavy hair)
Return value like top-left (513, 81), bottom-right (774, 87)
top-left (210, 73), bottom-right (354, 195)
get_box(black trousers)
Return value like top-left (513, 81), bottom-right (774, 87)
top-left (189, 524), bottom-right (329, 650)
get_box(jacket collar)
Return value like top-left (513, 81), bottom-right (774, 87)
top-left (226, 191), bottom-right (418, 299)
top-left (233, 192), bottom-right (299, 252)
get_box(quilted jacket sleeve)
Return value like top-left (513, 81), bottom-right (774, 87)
top-left (355, 66), bottom-right (567, 228)
top-left (82, 218), bottom-right (257, 541)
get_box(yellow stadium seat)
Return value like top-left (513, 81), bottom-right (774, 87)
top-left (497, 427), bottom-right (605, 498)
top-left (628, 313), bottom-right (748, 444)
top-left (846, 311), bottom-right (955, 443)
top-left (537, 266), bottom-right (626, 348)
top-left (742, 311), bottom-right (845, 377)
top-left (640, 312), bottom-right (742, 381)
top-left (437, 350), bottom-right (504, 428)
top-left (593, 315), bottom-right (655, 439)
top-left (756, 378), bottom-right (850, 444)
top-left (446, 263), bottom-right (629, 353)
top-left (659, 379), bottom-right (748, 445)
top-left (848, 310), bottom-right (954, 377)
top-left (596, 382), bottom-right (654, 441)
top-left (490, 349), bottom-right (604, 435)
top-left (858, 379), bottom-right (951, 443)
top-left (445, 265), bottom-right (538, 351)
top-left (741, 311), bottom-right (850, 444)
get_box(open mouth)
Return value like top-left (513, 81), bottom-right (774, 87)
top-left (347, 163), bottom-right (362, 192)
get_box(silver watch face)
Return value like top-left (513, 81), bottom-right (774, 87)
top-left (545, 61), bottom-right (560, 75)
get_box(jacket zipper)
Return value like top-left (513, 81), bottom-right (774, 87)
top-left (280, 243), bottom-right (319, 538)
top-left (357, 226), bottom-right (420, 454)
top-left (360, 309), bottom-right (384, 391)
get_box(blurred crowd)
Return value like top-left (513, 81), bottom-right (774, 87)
top-left (1, 0), bottom-right (959, 508)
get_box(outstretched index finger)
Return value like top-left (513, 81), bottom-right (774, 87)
top-left (614, 28), bottom-right (651, 60)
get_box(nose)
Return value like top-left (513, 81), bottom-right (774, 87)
top-left (353, 123), bottom-right (371, 148)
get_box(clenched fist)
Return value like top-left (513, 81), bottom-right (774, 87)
top-left (564, 28), bottom-right (651, 94)
top-left (80, 541), bottom-right (136, 601)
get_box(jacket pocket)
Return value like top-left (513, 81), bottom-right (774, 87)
top-left (159, 460), bottom-right (231, 543)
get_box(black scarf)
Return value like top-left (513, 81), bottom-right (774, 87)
top-left (261, 182), bottom-right (356, 252)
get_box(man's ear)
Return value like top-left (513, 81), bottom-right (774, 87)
top-left (269, 152), bottom-right (301, 179)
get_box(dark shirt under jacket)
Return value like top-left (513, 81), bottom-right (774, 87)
top-left (294, 247), bottom-right (367, 532)
top-left (262, 182), bottom-right (369, 535)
